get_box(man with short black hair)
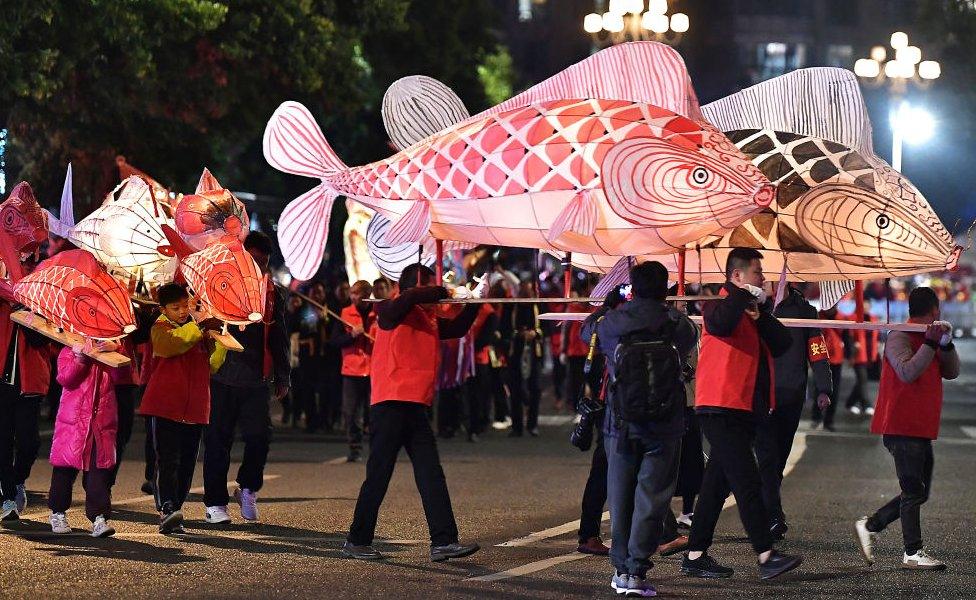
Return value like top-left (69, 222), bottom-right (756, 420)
top-left (855, 286), bottom-right (958, 570)
top-left (582, 261), bottom-right (698, 597)
top-left (681, 247), bottom-right (802, 581)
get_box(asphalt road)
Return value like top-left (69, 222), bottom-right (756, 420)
top-left (1, 341), bottom-right (975, 599)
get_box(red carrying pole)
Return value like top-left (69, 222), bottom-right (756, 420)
top-left (854, 280), bottom-right (865, 322)
top-left (677, 248), bottom-right (686, 296)
top-left (563, 252), bottom-right (572, 299)
top-left (435, 239), bottom-right (443, 283)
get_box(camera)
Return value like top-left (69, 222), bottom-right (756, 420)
top-left (570, 395), bottom-right (605, 451)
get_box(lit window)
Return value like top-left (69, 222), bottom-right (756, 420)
top-left (826, 44), bottom-right (853, 68)
top-left (755, 42), bottom-right (807, 81)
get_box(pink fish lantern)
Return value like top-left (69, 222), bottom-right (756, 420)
top-left (14, 250), bottom-right (136, 340)
top-left (1, 182), bottom-right (49, 255)
top-left (175, 168), bottom-right (250, 250)
top-left (162, 225), bottom-right (266, 326)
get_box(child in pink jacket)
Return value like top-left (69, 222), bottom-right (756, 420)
top-left (48, 341), bottom-right (119, 537)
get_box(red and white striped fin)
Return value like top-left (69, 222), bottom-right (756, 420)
top-left (385, 200), bottom-right (431, 246)
top-left (591, 256), bottom-right (633, 300)
top-left (548, 189), bottom-right (598, 241)
top-left (263, 101), bottom-right (347, 179)
top-left (382, 75), bottom-right (471, 151)
top-left (277, 184), bottom-right (338, 281)
top-left (819, 280), bottom-right (854, 310)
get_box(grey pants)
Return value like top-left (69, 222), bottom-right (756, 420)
top-left (342, 376), bottom-right (371, 452)
top-left (606, 435), bottom-right (681, 577)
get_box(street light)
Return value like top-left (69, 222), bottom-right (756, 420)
top-left (854, 32), bottom-right (940, 172)
top-left (582, 0), bottom-right (689, 47)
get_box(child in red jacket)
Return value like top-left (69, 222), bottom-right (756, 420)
top-left (139, 283), bottom-right (225, 533)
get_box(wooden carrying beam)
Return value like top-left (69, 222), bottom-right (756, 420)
top-left (537, 312), bottom-right (928, 332)
top-left (11, 311), bottom-right (131, 367)
top-left (363, 295), bottom-right (715, 305)
top-left (210, 331), bottom-right (244, 352)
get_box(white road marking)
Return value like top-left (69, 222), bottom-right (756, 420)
top-left (324, 456), bottom-right (351, 465)
top-left (18, 474), bottom-right (281, 521)
top-left (961, 426), bottom-right (976, 439)
top-left (482, 433), bottom-right (811, 582)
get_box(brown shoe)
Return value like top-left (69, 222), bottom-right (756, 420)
top-left (576, 536), bottom-right (610, 556)
top-left (657, 534), bottom-right (689, 556)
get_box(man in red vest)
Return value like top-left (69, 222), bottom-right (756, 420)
top-left (681, 248), bottom-right (801, 581)
top-left (332, 280), bottom-right (376, 463)
top-left (855, 287), bottom-right (959, 570)
top-left (343, 264), bottom-right (483, 562)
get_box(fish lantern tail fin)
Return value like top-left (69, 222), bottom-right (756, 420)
top-left (160, 224), bottom-right (196, 260)
top-left (264, 101), bottom-right (347, 282)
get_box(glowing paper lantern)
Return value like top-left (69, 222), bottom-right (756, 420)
top-left (263, 43), bottom-right (772, 280)
top-left (162, 225), bottom-right (266, 326)
top-left (48, 172), bottom-right (179, 285)
top-left (0, 182), bottom-right (48, 280)
top-left (175, 168), bottom-right (250, 250)
top-left (13, 250), bottom-right (136, 340)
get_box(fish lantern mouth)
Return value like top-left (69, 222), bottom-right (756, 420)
top-left (946, 246), bottom-right (962, 271)
top-left (753, 184), bottom-right (775, 208)
top-left (224, 216), bottom-right (243, 236)
top-left (248, 312), bottom-right (262, 322)
top-left (157, 244), bottom-right (176, 257)
top-left (123, 324), bottom-right (137, 334)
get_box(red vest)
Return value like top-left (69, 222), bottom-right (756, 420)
top-left (370, 304), bottom-right (439, 406)
top-left (472, 304), bottom-right (495, 366)
top-left (340, 304), bottom-right (375, 377)
top-left (0, 302), bottom-right (52, 395)
top-left (823, 328), bottom-right (845, 366)
top-left (565, 302), bottom-right (592, 357)
top-left (139, 320), bottom-right (212, 424)
top-left (695, 292), bottom-right (775, 413)
top-left (870, 333), bottom-right (943, 439)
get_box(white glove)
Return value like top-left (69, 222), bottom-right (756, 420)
top-left (935, 320), bottom-right (952, 346)
top-left (451, 285), bottom-right (474, 299)
top-left (742, 284), bottom-right (767, 304)
top-left (471, 274), bottom-right (489, 299)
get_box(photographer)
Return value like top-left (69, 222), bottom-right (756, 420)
top-left (581, 262), bottom-right (697, 598)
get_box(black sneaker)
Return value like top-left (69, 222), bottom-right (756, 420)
top-left (141, 480), bottom-right (154, 495)
top-left (430, 542), bottom-right (480, 562)
top-left (159, 509), bottom-right (184, 534)
top-left (681, 553), bottom-right (734, 578)
top-left (759, 550), bottom-right (803, 580)
top-left (346, 450), bottom-right (361, 463)
top-left (341, 541), bottom-right (385, 560)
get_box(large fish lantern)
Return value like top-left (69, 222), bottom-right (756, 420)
top-left (263, 43), bottom-right (773, 280)
top-left (11, 250), bottom-right (136, 340)
top-left (47, 168), bottom-right (179, 285)
top-left (162, 225), bottom-right (266, 326)
top-left (175, 168), bottom-right (250, 250)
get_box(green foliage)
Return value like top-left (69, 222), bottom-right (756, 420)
top-left (478, 46), bottom-right (515, 106)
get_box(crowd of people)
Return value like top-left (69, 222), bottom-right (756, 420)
top-left (0, 236), bottom-right (962, 596)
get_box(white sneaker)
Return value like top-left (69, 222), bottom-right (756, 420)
top-left (865, 406), bottom-right (875, 416)
top-left (903, 549), bottom-right (946, 570)
top-left (50, 512), bottom-right (71, 534)
top-left (205, 505), bottom-right (232, 524)
top-left (849, 406), bottom-right (862, 415)
top-left (855, 516), bottom-right (876, 565)
top-left (677, 512), bottom-right (693, 528)
top-left (91, 515), bottom-right (115, 538)
top-left (1, 499), bottom-right (19, 521)
top-left (235, 488), bottom-right (259, 522)
top-left (491, 416), bottom-right (512, 430)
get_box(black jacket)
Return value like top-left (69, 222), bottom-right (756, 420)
top-left (212, 283), bottom-right (291, 389)
top-left (773, 287), bottom-right (833, 401)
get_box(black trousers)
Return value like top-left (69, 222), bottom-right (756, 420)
top-left (316, 364), bottom-right (343, 431)
top-left (552, 356), bottom-right (565, 402)
top-left (49, 445), bottom-right (113, 522)
top-left (436, 387), bottom-right (463, 437)
top-left (675, 407), bottom-right (704, 503)
top-left (508, 352), bottom-right (541, 433)
top-left (688, 412), bottom-right (773, 554)
top-left (475, 364), bottom-right (507, 423)
top-left (0, 388), bottom-right (41, 501)
top-left (812, 364), bottom-right (841, 426)
top-left (144, 417), bottom-right (156, 482)
top-left (578, 431), bottom-right (608, 542)
top-left (149, 417), bottom-right (202, 512)
top-left (755, 392), bottom-right (805, 524)
top-left (348, 401), bottom-right (459, 546)
top-left (461, 378), bottom-right (482, 435)
top-left (111, 384), bottom-right (138, 486)
top-left (845, 364), bottom-right (871, 410)
top-left (203, 382), bottom-right (272, 507)
top-left (866, 435), bottom-right (934, 554)
top-left (342, 376), bottom-right (371, 451)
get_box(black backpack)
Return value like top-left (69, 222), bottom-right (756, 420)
top-left (610, 315), bottom-right (683, 424)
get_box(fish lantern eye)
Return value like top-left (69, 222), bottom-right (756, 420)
top-left (690, 166), bottom-right (710, 186)
top-left (1, 208), bottom-right (14, 227)
top-left (875, 213), bottom-right (892, 230)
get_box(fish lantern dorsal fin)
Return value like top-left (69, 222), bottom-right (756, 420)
top-left (702, 67), bottom-right (873, 155)
top-left (382, 76), bottom-right (471, 151)
top-left (161, 224), bottom-right (196, 259)
top-left (196, 167), bottom-right (223, 194)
